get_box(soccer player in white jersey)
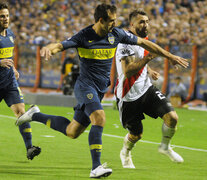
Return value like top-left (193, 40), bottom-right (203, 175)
top-left (115, 10), bottom-right (184, 168)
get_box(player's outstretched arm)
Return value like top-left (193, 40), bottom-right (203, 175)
top-left (137, 38), bottom-right (189, 68)
top-left (40, 43), bottom-right (63, 61)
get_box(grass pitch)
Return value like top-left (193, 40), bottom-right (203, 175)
top-left (0, 101), bottom-right (206, 180)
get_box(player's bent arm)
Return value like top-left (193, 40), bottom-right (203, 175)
top-left (121, 53), bottom-right (155, 78)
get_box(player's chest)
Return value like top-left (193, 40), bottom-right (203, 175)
top-left (82, 34), bottom-right (118, 49)
top-left (132, 46), bottom-right (145, 59)
top-left (0, 36), bottom-right (14, 48)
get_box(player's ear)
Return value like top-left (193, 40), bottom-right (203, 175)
top-left (130, 22), bottom-right (134, 27)
top-left (100, 18), bottom-right (105, 24)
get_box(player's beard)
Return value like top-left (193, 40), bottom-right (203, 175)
top-left (136, 27), bottom-right (148, 38)
top-left (0, 22), bottom-right (9, 30)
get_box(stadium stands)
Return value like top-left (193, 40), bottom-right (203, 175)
top-left (8, 0), bottom-right (207, 104)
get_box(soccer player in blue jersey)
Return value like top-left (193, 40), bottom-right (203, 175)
top-left (16, 3), bottom-right (188, 178)
top-left (0, 2), bottom-right (41, 160)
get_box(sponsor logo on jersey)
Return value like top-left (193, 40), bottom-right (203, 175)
top-left (121, 49), bottom-right (131, 55)
top-left (0, 47), bottom-right (14, 58)
top-left (78, 47), bottom-right (116, 60)
top-left (108, 35), bottom-right (115, 44)
top-left (87, 93), bottom-right (93, 99)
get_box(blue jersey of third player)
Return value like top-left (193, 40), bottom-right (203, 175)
top-left (61, 25), bottom-right (138, 93)
top-left (0, 29), bottom-right (16, 88)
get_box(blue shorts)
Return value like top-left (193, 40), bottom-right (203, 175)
top-left (73, 80), bottom-right (104, 127)
top-left (0, 81), bottom-right (24, 107)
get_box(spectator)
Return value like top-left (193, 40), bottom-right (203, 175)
top-left (7, 0), bottom-right (207, 84)
top-left (61, 49), bottom-right (79, 95)
top-left (7, 0), bottom-right (207, 46)
top-left (168, 76), bottom-right (187, 102)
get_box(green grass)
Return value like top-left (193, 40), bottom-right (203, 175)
top-left (0, 101), bottom-right (207, 180)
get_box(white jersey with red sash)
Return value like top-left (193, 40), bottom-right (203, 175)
top-left (115, 35), bottom-right (152, 101)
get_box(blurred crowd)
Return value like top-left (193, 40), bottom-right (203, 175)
top-left (8, 0), bottom-right (207, 46)
top-left (8, 0), bottom-right (207, 93)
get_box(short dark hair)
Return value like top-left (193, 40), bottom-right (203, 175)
top-left (0, 1), bottom-right (8, 10)
top-left (94, 3), bottom-right (117, 23)
top-left (129, 9), bottom-right (147, 23)
top-left (175, 77), bottom-right (182, 80)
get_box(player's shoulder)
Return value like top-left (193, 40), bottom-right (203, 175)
top-left (112, 27), bottom-right (125, 36)
top-left (113, 28), bottom-right (134, 36)
top-left (7, 29), bottom-right (14, 37)
top-left (80, 25), bottom-right (93, 35)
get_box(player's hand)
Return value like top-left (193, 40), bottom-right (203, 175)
top-left (40, 46), bottom-right (52, 61)
top-left (0, 59), bottom-right (13, 69)
top-left (148, 69), bottom-right (160, 80)
top-left (169, 55), bottom-right (189, 68)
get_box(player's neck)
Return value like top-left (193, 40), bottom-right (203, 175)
top-left (128, 28), bottom-right (137, 37)
top-left (92, 23), bottom-right (107, 37)
top-left (0, 28), bottom-right (6, 36)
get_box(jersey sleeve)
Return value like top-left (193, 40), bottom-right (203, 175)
top-left (8, 29), bottom-right (16, 39)
top-left (116, 28), bottom-right (138, 45)
top-left (61, 31), bottom-right (82, 50)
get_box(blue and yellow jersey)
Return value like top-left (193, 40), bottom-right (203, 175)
top-left (61, 25), bottom-right (137, 93)
top-left (0, 29), bottom-right (16, 88)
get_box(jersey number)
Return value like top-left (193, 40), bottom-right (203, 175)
top-left (155, 91), bottom-right (165, 100)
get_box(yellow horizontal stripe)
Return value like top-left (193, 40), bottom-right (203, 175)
top-left (23, 128), bottom-right (32, 133)
top-left (90, 144), bottom-right (102, 150)
top-left (78, 48), bottom-right (116, 60)
top-left (0, 47), bottom-right (14, 58)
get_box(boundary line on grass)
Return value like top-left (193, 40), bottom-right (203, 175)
top-left (0, 114), bottom-right (16, 120)
top-left (85, 130), bottom-right (207, 153)
top-left (0, 114), bottom-right (206, 153)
